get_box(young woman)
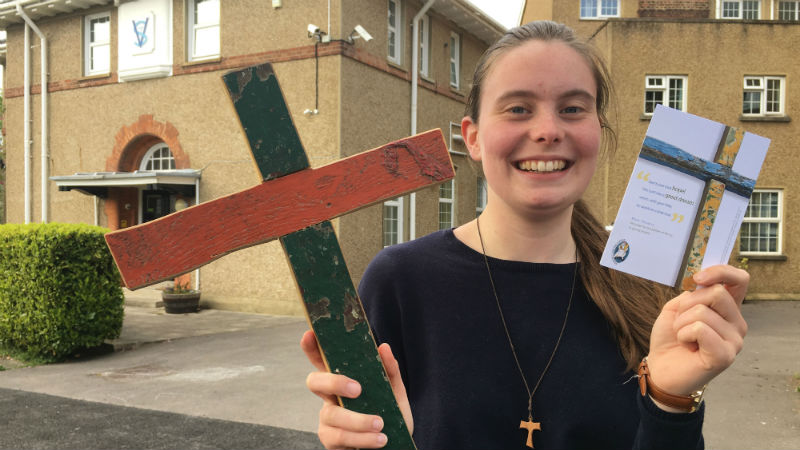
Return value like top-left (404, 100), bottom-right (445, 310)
top-left (302, 21), bottom-right (748, 450)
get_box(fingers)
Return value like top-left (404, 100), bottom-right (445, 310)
top-left (378, 343), bottom-right (407, 403)
top-left (306, 371), bottom-right (362, 404)
top-left (318, 404), bottom-right (388, 449)
top-left (300, 330), bottom-right (327, 371)
top-left (693, 264), bottom-right (750, 305)
top-left (675, 284), bottom-right (748, 337)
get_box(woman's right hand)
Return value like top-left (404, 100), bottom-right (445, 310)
top-left (301, 330), bottom-right (414, 449)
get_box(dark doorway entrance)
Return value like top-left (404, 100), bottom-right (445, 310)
top-left (142, 190), bottom-right (172, 222)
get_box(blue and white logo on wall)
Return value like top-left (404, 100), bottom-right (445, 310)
top-left (131, 11), bottom-right (155, 55)
top-left (612, 240), bottom-right (631, 264)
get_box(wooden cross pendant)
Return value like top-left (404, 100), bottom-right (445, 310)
top-left (520, 418), bottom-right (541, 448)
top-left (105, 62), bottom-right (454, 450)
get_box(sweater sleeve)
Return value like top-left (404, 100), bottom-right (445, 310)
top-left (632, 389), bottom-right (705, 450)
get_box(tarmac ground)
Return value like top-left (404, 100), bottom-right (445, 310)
top-left (0, 300), bottom-right (798, 449)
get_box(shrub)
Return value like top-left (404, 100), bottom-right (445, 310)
top-left (0, 223), bottom-right (124, 360)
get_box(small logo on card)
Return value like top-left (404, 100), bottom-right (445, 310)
top-left (612, 240), bottom-right (630, 264)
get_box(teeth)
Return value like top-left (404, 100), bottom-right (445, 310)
top-left (517, 160), bottom-right (567, 172)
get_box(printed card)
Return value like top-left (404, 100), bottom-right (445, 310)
top-left (601, 105), bottom-right (770, 289)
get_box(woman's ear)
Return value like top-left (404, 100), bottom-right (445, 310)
top-left (461, 116), bottom-right (481, 162)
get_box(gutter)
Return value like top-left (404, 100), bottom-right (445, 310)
top-left (410, 0), bottom-right (436, 241)
top-left (16, 2), bottom-right (49, 223)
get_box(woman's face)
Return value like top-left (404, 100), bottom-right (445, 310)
top-left (463, 40), bottom-right (602, 220)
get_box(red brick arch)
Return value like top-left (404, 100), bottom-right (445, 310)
top-left (104, 115), bottom-right (190, 231)
top-left (106, 114), bottom-right (190, 171)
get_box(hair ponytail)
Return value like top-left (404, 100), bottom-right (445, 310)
top-left (572, 200), bottom-right (677, 370)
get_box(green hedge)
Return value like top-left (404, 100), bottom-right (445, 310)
top-left (0, 223), bottom-right (124, 360)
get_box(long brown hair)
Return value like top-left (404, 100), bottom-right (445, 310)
top-left (466, 21), bottom-right (675, 371)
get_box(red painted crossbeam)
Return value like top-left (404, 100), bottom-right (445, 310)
top-left (106, 129), bottom-right (452, 289)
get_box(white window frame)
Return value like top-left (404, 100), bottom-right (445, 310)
top-left (742, 76), bottom-right (785, 116)
top-left (383, 197), bottom-right (404, 247)
top-left (187, 0), bottom-right (220, 62)
top-left (476, 177), bottom-right (487, 217)
top-left (580, 0), bottom-right (620, 19)
top-left (438, 180), bottom-right (455, 230)
top-left (644, 75), bottom-right (688, 115)
top-left (418, 14), bottom-right (430, 77)
top-left (84, 12), bottom-right (111, 76)
top-left (778, 1), bottom-right (800, 20)
top-left (387, 0), bottom-right (402, 65)
top-left (739, 189), bottom-right (783, 255)
top-left (449, 32), bottom-right (461, 89)
top-left (140, 143), bottom-right (176, 171)
top-left (719, 0), bottom-right (761, 19)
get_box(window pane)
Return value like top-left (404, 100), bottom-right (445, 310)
top-left (388, 31), bottom-right (396, 58)
top-left (91, 44), bottom-right (110, 72)
top-left (194, 26), bottom-right (220, 57)
top-left (645, 90), bottom-right (663, 114)
top-left (439, 203), bottom-right (452, 230)
top-left (439, 181), bottom-right (453, 199)
top-left (779, 1), bottom-right (797, 19)
top-left (383, 204), bottom-right (398, 246)
top-left (91, 17), bottom-right (110, 43)
top-left (195, 0), bottom-right (220, 26)
top-left (743, 91), bottom-right (761, 114)
top-left (601, 0), bottom-right (618, 16)
top-left (581, 0), bottom-right (597, 17)
top-left (766, 79), bottom-right (781, 112)
top-left (742, 0), bottom-right (760, 19)
top-left (723, 1), bottom-right (740, 17)
top-left (388, 0), bottom-right (396, 27)
top-left (668, 78), bottom-right (684, 110)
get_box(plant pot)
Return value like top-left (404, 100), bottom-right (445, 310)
top-left (161, 290), bottom-right (201, 314)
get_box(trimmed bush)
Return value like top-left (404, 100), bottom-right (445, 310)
top-left (0, 223), bottom-right (124, 360)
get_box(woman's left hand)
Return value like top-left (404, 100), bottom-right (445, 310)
top-left (646, 264), bottom-right (750, 410)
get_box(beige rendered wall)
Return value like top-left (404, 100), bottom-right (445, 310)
top-left (3, 1), bottom-right (343, 315)
top-left (605, 19), bottom-right (799, 296)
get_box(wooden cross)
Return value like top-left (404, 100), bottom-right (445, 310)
top-left (519, 418), bottom-right (541, 448)
top-left (105, 62), bottom-right (455, 449)
top-left (639, 127), bottom-right (753, 290)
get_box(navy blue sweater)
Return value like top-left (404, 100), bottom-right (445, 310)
top-left (359, 229), bottom-right (704, 450)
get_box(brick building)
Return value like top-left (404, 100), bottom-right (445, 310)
top-left (524, 0), bottom-right (799, 299)
top-left (0, 0), bottom-right (504, 314)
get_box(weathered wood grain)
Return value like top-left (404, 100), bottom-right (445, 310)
top-left (222, 63), bottom-right (309, 180)
top-left (105, 129), bottom-right (452, 289)
top-left (282, 221), bottom-right (416, 450)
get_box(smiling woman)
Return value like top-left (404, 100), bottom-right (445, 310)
top-left (302, 20), bottom-right (751, 450)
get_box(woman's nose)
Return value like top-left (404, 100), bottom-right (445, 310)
top-left (529, 111), bottom-right (564, 144)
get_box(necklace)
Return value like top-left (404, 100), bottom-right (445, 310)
top-left (476, 217), bottom-right (578, 449)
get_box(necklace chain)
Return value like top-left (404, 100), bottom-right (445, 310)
top-left (476, 216), bottom-right (578, 421)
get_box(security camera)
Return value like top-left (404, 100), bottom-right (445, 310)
top-left (347, 24), bottom-right (373, 44)
top-left (354, 24), bottom-right (373, 42)
top-left (308, 24), bottom-right (320, 35)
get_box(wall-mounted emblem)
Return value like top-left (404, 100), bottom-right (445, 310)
top-left (131, 11), bottom-right (156, 55)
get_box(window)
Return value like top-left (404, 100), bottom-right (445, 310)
top-left (778, 1), bottom-right (800, 20)
top-left (644, 75), bottom-right (687, 115)
top-left (439, 180), bottom-right (455, 230)
top-left (450, 33), bottom-right (461, 89)
top-left (740, 190), bottom-right (782, 255)
top-left (383, 197), bottom-right (403, 246)
top-left (84, 12), bottom-right (110, 76)
top-left (188, 0), bottom-right (220, 61)
top-left (388, 0), bottom-right (402, 64)
top-left (580, 0), bottom-right (619, 18)
top-left (743, 76), bottom-right (784, 116)
top-left (721, 0), bottom-right (760, 19)
top-left (140, 143), bottom-right (176, 171)
top-left (418, 14), bottom-right (430, 77)
top-left (476, 178), bottom-right (487, 217)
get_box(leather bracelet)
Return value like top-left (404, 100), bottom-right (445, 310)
top-left (638, 357), bottom-right (705, 413)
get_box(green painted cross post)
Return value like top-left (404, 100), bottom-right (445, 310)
top-left (105, 63), bottom-right (455, 450)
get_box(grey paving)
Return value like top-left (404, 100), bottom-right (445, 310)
top-left (0, 300), bottom-right (798, 449)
